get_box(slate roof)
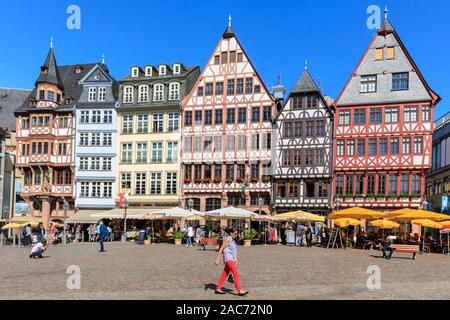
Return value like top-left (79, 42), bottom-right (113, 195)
top-left (121, 65), bottom-right (198, 81)
top-left (35, 48), bottom-right (64, 89)
top-left (291, 70), bottom-right (320, 94)
top-left (378, 18), bottom-right (394, 34)
top-left (0, 88), bottom-right (32, 130)
top-left (15, 63), bottom-right (109, 114)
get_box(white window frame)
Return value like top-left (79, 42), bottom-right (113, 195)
top-left (159, 65), bottom-right (166, 76)
top-left (98, 87), bottom-right (106, 101)
top-left (169, 82), bottom-right (180, 100)
top-left (80, 110), bottom-right (90, 124)
top-left (124, 86), bottom-right (134, 103)
top-left (145, 66), bottom-right (152, 77)
top-left (138, 85), bottom-right (149, 103)
top-left (88, 87), bottom-right (97, 101)
top-left (132, 67), bottom-right (139, 78)
top-left (153, 84), bottom-right (164, 102)
top-left (173, 64), bottom-right (181, 75)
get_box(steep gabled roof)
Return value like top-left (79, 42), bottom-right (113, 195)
top-left (291, 70), bottom-right (320, 94)
top-left (35, 48), bottom-right (64, 89)
top-left (0, 88), bottom-right (32, 130)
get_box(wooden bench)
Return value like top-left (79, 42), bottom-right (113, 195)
top-left (390, 244), bottom-right (420, 260)
top-left (200, 237), bottom-right (218, 251)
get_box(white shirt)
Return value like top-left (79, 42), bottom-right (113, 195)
top-left (187, 227), bottom-right (194, 237)
top-left (31, 243), bottom-right (45, 254)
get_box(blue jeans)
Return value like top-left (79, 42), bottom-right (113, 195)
top-left (99, 238), bottom-right (105, 252)
top-left (187, 236), bottom-right (193, 246)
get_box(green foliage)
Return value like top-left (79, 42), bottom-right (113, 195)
top-left (174, 231), bottom-right (184, 240)
top-left (243, 228), bottom-right (257, 240)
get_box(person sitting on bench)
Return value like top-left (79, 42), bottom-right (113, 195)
top-left (378, 236), bottom-right (395, 260)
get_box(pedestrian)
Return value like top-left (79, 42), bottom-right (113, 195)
top-left (204, 225), bottom-right (210, 238)
top-left (107, 225), bottom-right (112, 242)
top-left (306, 224), bottom-right (313, 248)
top-left (138, 226), bottom-right (147, 245)
top-left (24, 224), bottom-right (32, 247)
top-left (98, 221), bottom-right (108, 253)
top-left (218, 225), bottom-right (227, 248)
top-left (37, 223), bottom-right (45, 244)
top-left (75, 224), bottom-right (81, 243)
top-left (214, 228), bottom-right (249, 296)
top-left (29, 239), bottom-right (48, 259)
top-left (186, 224), bottom-right (194, 247)
top-left (49, 223), bottom-right (58, 245)
top-left (88, 224), bottom-right (95, 242)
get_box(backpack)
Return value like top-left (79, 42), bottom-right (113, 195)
top-left (22, 228), bottom-right (27, 236)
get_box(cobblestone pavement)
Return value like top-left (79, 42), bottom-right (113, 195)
top-left (1, 242), bottom-right (450, 300)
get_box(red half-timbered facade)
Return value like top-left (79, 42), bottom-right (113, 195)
top-left (332, 15), bottom-right (440, 211)
top-left (14, 46), bottom-right (94, 228)
top-left (180, 22), bottom-right (276, 213)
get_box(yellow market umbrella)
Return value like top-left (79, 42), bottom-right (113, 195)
top-left (369, 220), bottom-right (400, 229)
top-left (186, 215), bottom-right (203, 221)
top-left (10, 216), bottom-right (43, 224)
top-left (390, 209), bottom-right (449, 221)
top-left (1, 223), bottom-right (22, 230)
top-left (329, 207), bottom-right (385, 220)
top-left (334, 218), bottom-right (362, 228)
top-left (411, 219), bottom-right (443, 229)
top-left (273, 210), bottom-right (325, 222)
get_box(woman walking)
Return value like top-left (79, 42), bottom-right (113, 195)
top-left (214, 228), bottom-right (248, 296)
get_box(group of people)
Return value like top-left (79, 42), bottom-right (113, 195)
top-left (87, 223), bottom-right (114, 243)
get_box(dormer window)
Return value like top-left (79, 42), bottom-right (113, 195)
top-left (173, 64), bottom-right (181, 75)
top-left (39, 90), bottom-right (45, 100)
top-left (159, 65), bottom-right (166, 76)
top-left (169, 82), bottom-right (180, 100)
top-left (98, 87), bottom-right (106, 101)
top-left (88, 87), bottom-right (97, 101)
top-left (48, 91), bottom-right (55, 102)
top-left (145, 66), bottom-right (152, 77)
top-left (132, 67), bottom-right (139, 78)
top-left (153, 84), bottom-right (164, 101)
top-left (124, 86), bottom-right (134, 103)
top-left (75, 66), bottom-right (82, 74)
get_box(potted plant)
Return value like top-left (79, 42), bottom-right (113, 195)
top-left (335, 193), bottom-right (343, 200)
top-left (354, 194), bottom-right (364, 199)
top-left (366, 193), bottom-right (376, 200)
top-left (411, 193), bottom-right (421, 200)
top-left (399, 193), bottom-right (410, 200)
top-left (344, 193), bottom-right (354, 200)
top-left (387, 193), bottom-right (398, 200)
top-left (243, 229), bottom-right (257, 247)
top-left (174, 231), bottom-right (184, 245)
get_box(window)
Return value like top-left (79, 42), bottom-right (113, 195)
top-left (214, 55), bottom-right (220, 65)
top-left (347, 140), bottom-right (355, 156)
top-left (204, 136), bottom-right (213, 152)
top-left (88, 87), bottom-right (97, 101)
top-left (357, 139), bottom-right (365, 156)
top-left (337, 140), bottom-right (344, 156)
top-left (194, 137), bottom-right (201, 152)
top-left (385, 107), bottom-right (399, 123)
top-left (135, 173), bottom-right (147, 195)
top-left (236, 79), bottom-right (244, 94)
top-left (122, 115), bottom-right (133, 133)
top-left (80, 133), bottom-right (89, 146)
top-left (226, 164), bottom-right (234, 179)
top-left (315, 149), bottom-right (324, 165)
top-left (194, 111), bottom-right (202, 126)
top-left (139, 85), bottom-right (149, 102)
top-left (152, 113), bottom-right (164, 132)
top-left (387, 47), bottom-right (395, 59)
top-left (159, 65), bottom-right (166, 76)
top-left (91, 111), bottom-right (101, 123)
top-left (245, 78), bottom-right (253, 94)
top-left (294, 121), bottom-right (303, 137)
top-left (215, 110), bottom-right (223, 126)
top-left (79, 157), bottom-right (89, 170)
top-left (355, 175), bottom-right (364, 195)
top-left (121, 144), bottom-right (132, 163)
top-left (237, 164), bottom-right (245, 179)
top-left (367, 175), bottom-right (375, 194)
top-left (237, 53), bottom-right (243, 62)
top-left (283, 122), bottom-right (293, 138)
top-left (305, 121), bottom-right (314, 137)
top-left (238, 108), bottom-right (246, 124)
top-left (262, 106), bottom-right (271, 122)
top-left (378, 175), bottom-right (386, 195)
top-left (153, 84), bottom-right (164, 101)
top-left (404, 106), bottom-right (418, 122)
top-left (184, 111), bottom-right (192, 126)
top-left (339, 110), bottom-right (350, 126)
top-left (251, 107), bottom-right (260, 123)
top-left (173, 64), bottom-right (181, 75)
top-left (422, 106), bottom-right (431, 122)
top-left (136, 143), bottom-right (148, 163)
top-left (21, 118), bottom-right (29, 129)
top-left (354, 109), bottom-right (366, 125)
top-left (254, 85), bottom-right (261, 93)
top-left (412, 175), bottom-right (421, 194)
top-left (197, 87), bottom-right (203, 96)
top-left (221, 52), bottom-right (228, 64)
top-left (251, 134), bottom-right (260, 150)
top-left (91, 182), bottom-right (101, 198)
top-left (102, 158), bottom-right (112, 171)
top-left (47, 91), bottom-right (55, 101)
top-left (215, 82), bottom-right (224, 95)
top-left (292, 96), bottom-right (302, 110)
top-left (150, 173), bottom-right (161, 195)
top-left (226, 109), bottom-right (235, 124)
top-left (214, 165), bottom-right (222, 180)
top-left (227, 79), bottom-right (235, 95)
top-left (230, 51), bottom-right (236, 63)
top-left (392, 72), bottom-right (409, 91)
top-left (103, 110), bottom-right (113, 123)
top-left (168, 112), bottom-right (179, 131)
top-left (120, 173), bottom-right (131, 190)
top-left (390, 138), bottom-right (399, 155)
top-left (124, 86), bottom-right (134, 103)
top-left (307, 95), bottom-right (317, 108)
top-left (205, 83), bottom-right (213, 96)
top-left (206, 198), bottom-right (221, 211)
top-left (214, 135), bottom-right (222, 153)
top-left (103, 182), bottom-right (112, 198)
top-left (361, 75), bottom-right (377, 93)
top-left (251, 164), bottom-right (259, 178)
top-left (166, 173), bottom-right (177, 194)
top-left (39, 90), bottom-right (45, 100)
top-left (103, 133), bottom-right (112, 146)
top-left (389, 175), bottom-right (397, 195)
top-left (145, 66), bottom-right (152, 77)
top-left (137, 114), bottom-right (148, 133)
top-left (345, 176), bottom-right (353, 195)
top-left (336, 176), bottom-right (343, 195)
top-left (226, 135), bottom-right (235, 152)
top-left (167, 142), bottom-right (178, 163)
top-left (152, 142), bottom-right (163, 163)
top-left (401, 175), bottom-right (409, 195)
top-left (90, 157), bottom-right (100, 170)
top-left (91, 133), bottom-right (101, 146)
top-left (184, 137), bottom-right (192, 153)
top-left (132, 67), bottom-right (139, 77)
top-left (375, 48), bottom-right (383, 60)
top-left (379, 138), bottom-right (387, 156)
top-left (98, 87), bottom-right (106, 101)
top-left (402, 137), bottom-right (411, 154)
top-left (370, 108), bottom-right (382, 124)
top-left (369, 138), bottom-right (377, 156)
top-left (58, 116), bottom-right (68, 128)
top-left (80, 182), bottom-right (89, 197)
top-left (237, 135), bottom-right (246, 151)
top-left (414, 137), bottom-right (423, 154)
top-left (315, 120), bottom-right (325, 136)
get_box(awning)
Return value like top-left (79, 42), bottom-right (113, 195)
top-left (92, 208), bottom-right (154, 220)
top-left (66, 210), bottom-right (106, 224)
top-left (204, 206), bottom-right (256, 220)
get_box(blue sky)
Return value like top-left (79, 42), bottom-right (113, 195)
top-left (0, 0), bottom-right (448, 119)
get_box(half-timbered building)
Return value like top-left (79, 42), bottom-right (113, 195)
top-left (273, 69), bottom-right (334, 215)
top-left (333, 13), bottom-right (440, 211)
top-left (181, 20), bottom-right (276, 213)
top-left (14, 44), bottom-right (95, 228)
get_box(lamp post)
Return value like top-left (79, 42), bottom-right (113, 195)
top-left (122, 195), bottom-right (128, 243)
top-left (258, 196), bottom-right (266, 246)
top-left (62, 199), bottom-right (69, 244)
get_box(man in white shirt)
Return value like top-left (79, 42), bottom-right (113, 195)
top-left (186, 225), bottom-right (194, 247)
top-left (30, 240), bottom-right (48, 259)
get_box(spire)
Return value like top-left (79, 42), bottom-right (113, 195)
top-left (304, 59), bottom-right (308, 70)
top-left (272, 73), bottom-right (286, 99)
top-left (228, 15), bottom-right (232, 28)
top-left (50, 36), bottom-right (53, 48)
top-left (35, 44), bottom-right (63, 90)
top-left (223, 14), bottom-right (235, 38)
top-left (378, 6), bottom-right (394, 34)
top-left (102, 53), bottom-right (105, 64)
top-left (384, 6), bottom-right (388, 20)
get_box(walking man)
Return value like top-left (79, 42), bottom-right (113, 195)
top-left (37, 223), bottom-right (45, 243)
top-left (98, 221), bottom-right (108, 253)
top-left (306, 224), bottom-right (313, 248)
top-left (186, 224), bottom-right (194, 247)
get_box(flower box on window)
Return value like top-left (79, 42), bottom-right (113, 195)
top-left (399, 194), bottom-right (410, 200)
top-left (184, 178), bottom-right (192, 184)
top-left (262, 176), bottom-right (271, 183)
top-left (411, 193), bottom-right (421, 199)
top-left (194, 178), bottom-right (202, 184)
top-left (366, 193), bottom-right (376, 200)
top-left (387, 194), bottom-right (398, 200)
top-left (225, 178), bottom-right (234, 185)
top-left (213, 178), bottom-right (222, 184)
top-left (344, 194), bottom-right (354, 199)
top-left (236, 178), bottom-right (244, 184)
top-left (202, 178), bottom-right (211, 184)
top-left (354, 194), bottom-right (364, 199)
top-left (250, 177), bottom-right (259, 184)
top-left (335, 193), bottom-right (343, 200)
